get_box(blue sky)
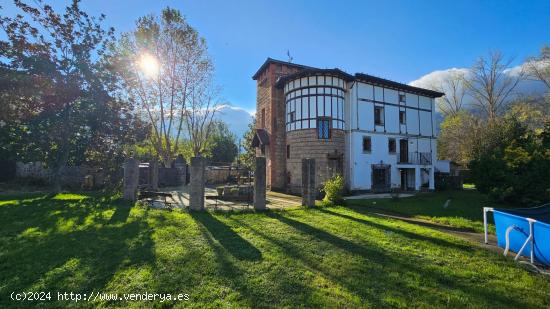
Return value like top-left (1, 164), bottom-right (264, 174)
top-left (2, 0), bottom-right (550, 114)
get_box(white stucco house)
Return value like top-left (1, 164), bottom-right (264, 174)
top-left (253, 58), bottom-right (445, 193)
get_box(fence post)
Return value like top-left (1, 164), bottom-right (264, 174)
top-left (150, 160), bottom-right (159, 190)
top-left (123, 158), bottom-right (139, 201)
top-left (254, 157), bottom-right (266, 210)
top-left (301, 158), bottom-right (316, 207)
top-left (189, 157), bottom-right (205, 211)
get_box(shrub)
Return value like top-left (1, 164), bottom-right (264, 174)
top-left (322, 174), bottom-right (345, 205)
top-left (469, 119), bottom-right (550, 206)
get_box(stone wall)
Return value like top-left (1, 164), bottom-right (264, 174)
top-left (15, 162), bottom-right (105, 188)
top-left (286, 129), bottom-right (345, 194)
top-left (205, 166), bottom-right (247, 184)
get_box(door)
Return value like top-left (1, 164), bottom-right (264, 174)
top-left (372, 164), bottom-right (390, 192)
top-left (328, 158), bottom-right (342, 178)
top-left (399, 139), bottom-right (408, 163)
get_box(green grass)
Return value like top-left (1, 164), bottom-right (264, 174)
top-left (1, 192), bottom-right (549, 308)
top-left (346, 190), bottom-right (510, 233)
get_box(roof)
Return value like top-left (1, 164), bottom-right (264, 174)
top-left (252, 58), bottom-right (445, 98)
top-left (274, 68), bottom-right (354, 88)
top-left (251, 129), bottom-right (270, 147)
top-left (252, 58), bottom-right (316, 80)
top-left (355, 73), bottom-right (444, 98)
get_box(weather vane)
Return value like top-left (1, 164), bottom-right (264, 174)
top-left (287, 50), bottom-right (293, 63)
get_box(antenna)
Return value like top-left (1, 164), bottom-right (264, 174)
top-left (286, 50), bottom-right (293, 63)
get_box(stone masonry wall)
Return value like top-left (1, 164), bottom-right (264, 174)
top-left (286, 129), bottom-right (345, 194)
top-left (255, 63), bottom-right (302, 191)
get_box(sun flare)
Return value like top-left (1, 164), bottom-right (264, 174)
top-left (138, 53), bottom-right (159, 77)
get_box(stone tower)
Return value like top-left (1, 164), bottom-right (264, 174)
top-left (252, 58), bottom-right (310, 191)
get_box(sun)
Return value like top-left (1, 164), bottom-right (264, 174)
top-left (138, 53), bottom-right (159, 77)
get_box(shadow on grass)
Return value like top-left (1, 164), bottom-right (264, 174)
top-left (191, 211), bottom-right (262, 261)
top-left (318, 207), bottom-right (472, 250)
top-left (0, 195), bottom-right (155, 307)
top-left (263, 211), bottom-right (530, 308)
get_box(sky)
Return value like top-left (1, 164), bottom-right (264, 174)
top-left (2, 0), bottom-right (550, 135)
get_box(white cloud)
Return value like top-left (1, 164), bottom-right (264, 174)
top-left (409, 68), bottom-right (470, 90)
top-left (213, 104), bottom-right (255, 139)
top-left (409, 64), bottom-right (547, 106)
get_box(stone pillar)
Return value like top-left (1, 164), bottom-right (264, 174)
top-left (189, 157), bottom-right (205, 211)
top-left (123, 158), bottom-right (139, 201)
top-left (174, 154), bottom-right (187, 186)
top-left (301, 158), bottom-right (316, 207)
top-left (254, 157), bottom-right (266, 210)
top-left (414, 167), bottom-right (421, 191)
top-left (150, 160), bottom-right (159, 190)
top-left (429, 167), bottom-right (435, 190)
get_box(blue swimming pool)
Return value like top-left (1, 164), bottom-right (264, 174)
top-left (484, 204), bottom-right (550, 266)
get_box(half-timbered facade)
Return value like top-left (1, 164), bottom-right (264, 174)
top-left (252, 58), bottom-right (444, 194)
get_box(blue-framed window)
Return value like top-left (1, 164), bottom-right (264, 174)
top-left (317, 117), bottom-right (331, 139)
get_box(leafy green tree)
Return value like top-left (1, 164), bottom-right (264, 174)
top-left (469, 118), bottom-right (550, 205)
top-left (0, 0), bottom-right (147, 190)
top-left (240, 118), bottom-right (257, 170)
top-left (208, 122), bottom-right (238, 164)
top-left (437, 111), bottom-right (480, 165)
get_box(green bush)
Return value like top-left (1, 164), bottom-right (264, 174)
top-left (469, 120), bottom-right (550, 206)
top-left (322, 174), bottom-right (345, 205)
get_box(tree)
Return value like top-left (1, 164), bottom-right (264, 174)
top-left (114, 7), bottom-right (217, 166)
top-left (437, 111), bottom-right (480, 165)
top-left (0, 0), bottom-right (146, 190)
top-left (429, 69), bottom-right (467, 117)
top-left (506, 97), bottom-right (548, 131)
top-left (463, 51), bottom-right (524, 122)
top-left (240, 118), bottom-right (257, 170)
top-left (526, 45), bottom-right (550, 90)
top-left (469, 118), bottom-right (550, 205)
top-left (208, 121), bottom-right (238, 164)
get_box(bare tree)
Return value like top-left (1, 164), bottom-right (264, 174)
top-left (429, 69), bottom-right (467, 117)
top-left (185, 80), bottom-right (220, 157)
top-left (463, 51), bottom-right (524, 122)
top-left (115, 8), bottom-right (214, 166)
top-left (525, 45), bottom-right (550, 90)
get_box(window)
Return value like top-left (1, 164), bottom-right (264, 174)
top-left (362, 136), bottom-right (371, 152)
top-left (399, 94), bottom-right (406, 103)
top-left (289, 111), bottom-right (295, 122)
top-left (261, 108), bottom-right (266, 128)
top-left (374, 106), bottom-right (384, 125)
top-left (286, 145), bottom-right (290, 159)
top-left (388, 138), bottom-right (396, 153)
top-left (317, 117), bottom-right (331, 139)
top-left (399, 111), bottom-right (406, 124)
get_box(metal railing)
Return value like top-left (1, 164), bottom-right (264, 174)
top-left (397, 152), bottom-right (432, 165)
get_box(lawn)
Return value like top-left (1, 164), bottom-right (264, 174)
top-left (1, 192), bottom-right (549, 308)
top-left (346, 190), bottom-right (510, 233)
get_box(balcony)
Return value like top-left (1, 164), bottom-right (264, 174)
top-left (397, 152), bottom-right (432, 165)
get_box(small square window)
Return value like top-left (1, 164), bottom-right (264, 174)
top-left (388, 138), bottom-right (396, 153)
top-left (362, 136), bottom-right (371, 152)
top-left (399, 111), bottom-right (406, 124)
top-left (374, 106), bottom-right (384, 125)
top-left (399, 94), bottom-right (406, 103)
